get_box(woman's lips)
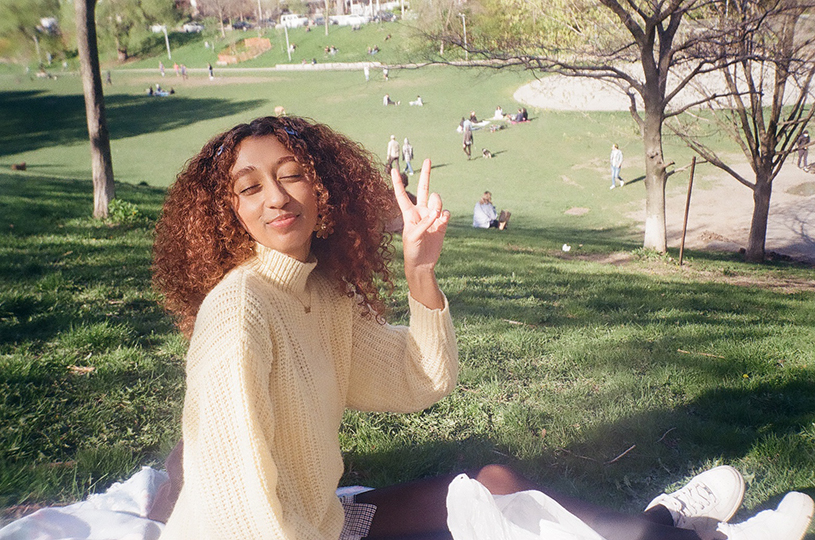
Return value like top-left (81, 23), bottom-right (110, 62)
top-left (268, 213), bottom-right (298, 228)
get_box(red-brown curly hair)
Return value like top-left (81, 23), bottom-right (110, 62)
top-left (153, 116), bottom-right (395, 337)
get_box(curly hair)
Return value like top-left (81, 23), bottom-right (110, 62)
top-left (153, 116), bottom-right (395, 337)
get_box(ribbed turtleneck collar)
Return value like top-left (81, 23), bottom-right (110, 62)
top-left (248, 244), bottom-right (318, 295)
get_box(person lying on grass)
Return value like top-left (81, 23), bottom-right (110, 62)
top-left (151, 115), bottom-right (813, 540)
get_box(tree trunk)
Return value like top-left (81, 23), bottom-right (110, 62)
top-left (75, 0), bottom-right (115, 219)
top-left (641, 108), bottom-right (668, 252)
top-left (746, 172), bottom-right (772, 262)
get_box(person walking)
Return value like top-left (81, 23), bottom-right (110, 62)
top-left (402, 138), bottom-right (415, 175)
top-left (386, 134), bottom-right (400, 172)
top-left (610, 143), bottom-right (624, 189)
top-left (796, 130), bottom-right (809, 169)
top-left (207, 63), bottom-right (214, 80)
top-left (462, 117), bottom-right (473, 160)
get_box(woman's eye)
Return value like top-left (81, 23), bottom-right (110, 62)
top-left (278, 174), bottom-right (302, 182)
top-left (239, 184), bottom-right (261, 195)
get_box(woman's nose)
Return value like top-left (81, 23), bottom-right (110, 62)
top-left (263, 180), bottom-right (290, 208)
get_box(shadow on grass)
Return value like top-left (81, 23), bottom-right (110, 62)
top-left (0, 91), bottom-right (264, 157)
top-left (0, 173), bottom-right (173, 347)
top-left (0, 173), bottom-right (165, 236)
top-left (342, 377), bottom-right (815, 527)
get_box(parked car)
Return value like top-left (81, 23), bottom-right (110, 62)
top-left (328, 14), bottom-right (369, 26)
top-left (231, 20), bottom-right (253, 30)
top-left (277, 14), bottom-right (309, 28)
top-left (182, 22), bottom-right (205, 33)
top-left (373, 10), bottom-right (396, 22)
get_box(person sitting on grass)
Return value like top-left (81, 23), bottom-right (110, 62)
top-left (151, 115), bottom-right (813, 540)
top-left (473, 191), bottom-right (511, 230)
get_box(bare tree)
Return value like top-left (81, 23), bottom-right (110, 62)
top-left (199, 0), bottom-right (231, 36)
top-left (670, 0), bottom-right (815, 261)
top-left (413, 0), bottom-right (466, 56)
top-left (75, 0), bottom-right (115, 219)
top-left (446, 0), bottom-right (737, 252)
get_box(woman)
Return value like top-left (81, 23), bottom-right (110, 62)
top-left (473, 191), bottom-right (510, 230)
top-left (152, 116), bottom-right (810, 540)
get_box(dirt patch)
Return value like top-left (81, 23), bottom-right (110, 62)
top-left (552, 250), bottom-right (635, 265)
top-left (565, 207), bottom-right (590, 216)
top-left (658, 163), bottom-right (815, 264)
top-left (560, 175), bottom-right (583, 189)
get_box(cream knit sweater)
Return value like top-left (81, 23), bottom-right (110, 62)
top-left (160, 245), bottom-right (458, 540)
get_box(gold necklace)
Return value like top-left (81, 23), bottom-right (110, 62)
top-left (293, 284), bottom-right (312, 314)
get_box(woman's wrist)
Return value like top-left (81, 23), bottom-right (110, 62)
top-left (405, 267), bottom-right (444, 310)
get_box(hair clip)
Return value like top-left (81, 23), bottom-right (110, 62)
top-left (284, 127), bottom-right (299, 138)
top-left (216, 144), bottom-right (225, 156)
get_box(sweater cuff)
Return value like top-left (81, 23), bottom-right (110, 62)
top-left (408, 292), bottom-right (450, 324)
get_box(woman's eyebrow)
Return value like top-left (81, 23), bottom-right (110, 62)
top-left (232, 154), bottom-right (298, 182)
top-left (231, 165), bottom-right (256, 182)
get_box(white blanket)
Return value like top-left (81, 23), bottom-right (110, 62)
top-left (446, 474), bottom-right (607, 540)
top-left (0, 467), bottom-right (168, 540)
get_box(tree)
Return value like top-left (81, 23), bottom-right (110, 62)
top-left (96, 0), bottom-right (180, 61)
top-left (413, 0), bottom-right (469, 56)
top-left (0, 0), bottom-right (60, 64)
top-left (448, 0), bottom-right (737, 252)
top-left (670, 0), bottom-right (815, 261)
top-left (75, 0), bottom-right (115, 219)
top-left (198, 0), bottom-right (233, 37)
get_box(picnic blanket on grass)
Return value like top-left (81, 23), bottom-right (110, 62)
top-left (0, 467), bottom-right (168, 540)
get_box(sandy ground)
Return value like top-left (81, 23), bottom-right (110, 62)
top-left (515, 77), bottom-right (815, 264)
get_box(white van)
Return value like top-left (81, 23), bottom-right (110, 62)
top-left (278, 14), bottom-right (309, 28)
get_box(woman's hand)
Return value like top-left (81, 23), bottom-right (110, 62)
top-left (391, 159), bottom-right (449, 310)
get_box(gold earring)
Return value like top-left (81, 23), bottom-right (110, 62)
top-left (314, 213), bottom-right (334, 239)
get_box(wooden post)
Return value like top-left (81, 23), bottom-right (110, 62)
top-left (679, 156), bottom-right (696, 266)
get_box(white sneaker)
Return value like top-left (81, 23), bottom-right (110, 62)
top-left (610, 184), bottom-right (616, 189)
top-left (645, 466), bottom-right (745, 540)
top-left (717, 492), bottom-right (814, 540)
top-left (619, 180), bottom-right (625, 186)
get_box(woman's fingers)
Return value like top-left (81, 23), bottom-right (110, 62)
top-left (428, 192), bottom-right (443, 215)
top-left (415, 159), bottom-right (432, 208)
top-left (391, 168), bottom-right (415, 214)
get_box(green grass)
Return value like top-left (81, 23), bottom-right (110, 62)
top-left (1, 36), bottom-right (814, 531)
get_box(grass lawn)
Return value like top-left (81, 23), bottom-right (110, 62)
top-left (1, 36), bottom-right (815, 533)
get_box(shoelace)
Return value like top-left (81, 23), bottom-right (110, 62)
top-left (675, 484), bottom-right (717, 515)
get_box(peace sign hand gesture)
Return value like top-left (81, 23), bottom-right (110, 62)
top-left (391, 159), bottom-right (449, 310)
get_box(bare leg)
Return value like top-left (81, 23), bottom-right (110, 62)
top-left (357, 465), bottom-right (701, 540)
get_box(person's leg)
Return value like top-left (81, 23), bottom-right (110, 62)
top-left (357, 465), bottom-right (701, 540)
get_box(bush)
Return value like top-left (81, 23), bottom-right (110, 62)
top-left (107, 199), bottom-right (146, 226)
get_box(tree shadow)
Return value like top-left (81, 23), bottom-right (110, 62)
top-left (0, 91), bottom-right (265, 157)
top-left (622, 175), bottom-right (645, 186)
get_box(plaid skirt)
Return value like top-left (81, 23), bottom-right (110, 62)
top-left (338, 493), bottom-right (377, 540)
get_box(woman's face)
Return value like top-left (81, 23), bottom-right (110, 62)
top-left (230, 135), bottom-right (319, 262)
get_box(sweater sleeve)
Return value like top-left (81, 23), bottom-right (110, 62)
top-left (345, 294), bottom-right (458, 413)
top-left (163, 279), bottom-right (289, 540)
